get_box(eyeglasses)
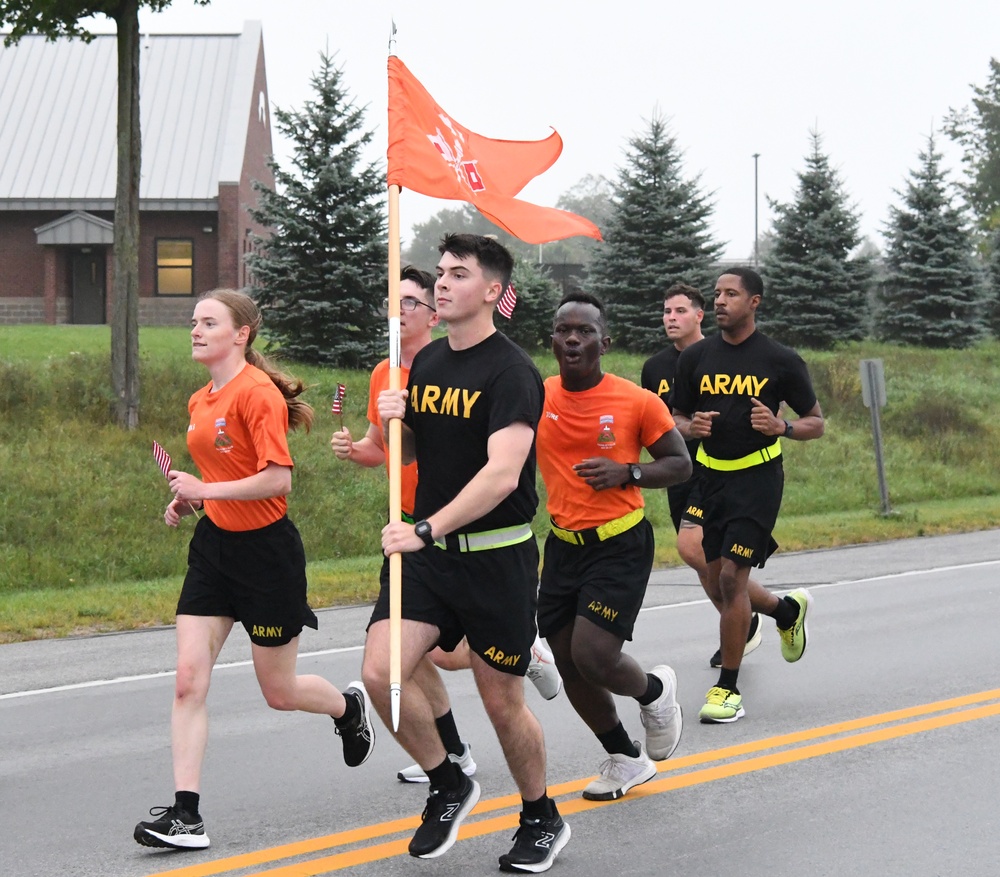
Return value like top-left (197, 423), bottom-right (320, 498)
top-left (381, 297), bottom-right (436, 313)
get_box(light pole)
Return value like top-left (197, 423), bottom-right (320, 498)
top-left (752, 153), bottom-right (760, 268)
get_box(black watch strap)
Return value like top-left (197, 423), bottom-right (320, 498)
top-left (414, 519), bottom-right (435, 548)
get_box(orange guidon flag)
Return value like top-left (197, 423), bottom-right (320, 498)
top-left (388, 56), bottom-right (602, 245)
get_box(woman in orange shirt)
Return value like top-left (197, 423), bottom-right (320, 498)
top-left (134, 290), bottom-right (374, 852)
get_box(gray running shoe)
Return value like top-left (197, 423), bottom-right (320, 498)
top-left (582, 743), bottom-right (656, 801)
top-left (639, 664), bottom-right (683, 761)
top-left (397, 742), bottom-right (477, 783)
top-left (526, 637), bottom-right (562, 700)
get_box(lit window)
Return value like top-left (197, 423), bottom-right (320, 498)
top-left (156, 239), bottom-right (193, 295)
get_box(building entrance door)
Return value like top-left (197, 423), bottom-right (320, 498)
top-left (71, 250), bottom-right (106, 324)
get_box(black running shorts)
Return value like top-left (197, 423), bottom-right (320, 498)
top-left (678, 466), bottom-right (707, 529)
top-left (177, 515), bottom-right (318, 646)
top-left (369, 538), bottom-right (539, 677)
top-left (536, 518), bottom-right (654, 642)
top-left (699, 462), bottom-right (783, 568)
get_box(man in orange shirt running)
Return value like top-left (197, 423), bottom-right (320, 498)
top-left (535, 291), bottom-right (691, 803)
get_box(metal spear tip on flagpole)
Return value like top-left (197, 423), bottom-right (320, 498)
top-left (388, 18), bottom-right (397, 54)
top-left (390, 683), bottom-right (401, 731)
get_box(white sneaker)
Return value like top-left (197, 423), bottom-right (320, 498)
top-left (396, 742), bottom-right (477, 784)
top-left (526, 636), bottom-right (562, 700)
top-left (582, 744), bottom-right (657, 801)
top-left (639, 664), bottom-right (683, 761)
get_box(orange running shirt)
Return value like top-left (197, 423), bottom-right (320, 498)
top-left (186, 363), bottom-right (294, 532)
top-left (537, 373), bottom-right (675, 531)
top-left (366, 359), bottom-right (419, 516)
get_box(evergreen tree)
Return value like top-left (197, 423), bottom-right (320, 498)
top-left (500, 259), bottom-right (562, 351)
top-left (247, 53), bottom-right (386, 367)
top-left (876, 134), bottom-right (984, 348)
top-left (986, 225), bottom-right (1000, 338)
top-left (589, 113), bottom-right (723, 353)
top-left (760, 132), bottom-right (871, 349)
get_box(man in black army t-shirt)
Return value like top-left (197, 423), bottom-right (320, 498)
top-left (642, 283), bottom-right (765, 670)
top-left (364, 234), bottom-right (569, 873)
top-left (671, 267), bottom-right (825, 725)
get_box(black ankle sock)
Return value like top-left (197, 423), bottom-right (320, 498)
top-left (435, 710), bottom-right (464, 757)
top-left (522, 793), bottom-right (555, 820)
top-left (596, 722), bottom-right (640, 757)
top-left (175, 790), bottom-right (200, 815)
top-left (636, 672), bottom-right (663, 706)
top-left (333, 690), bottom-right (359, 727)
top-left (426, 757), bottom-right (462, 791)
top-left (717, 667), bottom-right (740, 694)
top-left (771, 595), bottom-right (799, 630)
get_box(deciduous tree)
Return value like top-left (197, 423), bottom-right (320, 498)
top-left (943, 57), bottom-right (1000, 234)
top-left (0, 0), bottom-right (211, 428)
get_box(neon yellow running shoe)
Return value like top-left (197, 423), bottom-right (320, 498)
top-left (778, 588), bottom-right (813, 663)
top-left (699, 686), bottom-right (744, 724)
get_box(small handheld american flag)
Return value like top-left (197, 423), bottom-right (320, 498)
top-left (152, 440), bottom-right (172, 479)
top-left (152, 440), bottom-right (200, 518)
top-left (332, 383), bottom-right (346, 430)
top-left (497, 284), bottom-right (517, 320)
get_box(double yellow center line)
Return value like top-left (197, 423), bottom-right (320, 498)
top-left (148, 688), bottom-right (1000, 877)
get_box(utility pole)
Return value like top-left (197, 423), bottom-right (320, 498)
top-left (752, 152), bottom-right (760, 268)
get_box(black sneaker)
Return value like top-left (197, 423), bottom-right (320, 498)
top-left (408, 771), bottom-right (481, 859)
top-left (335, 681), bottom-right (375, 767)
top-left (133, 804), bottom-right (210, 850)
top-left (710, 612), bottom-right (762, 668)
top-left (499, 811), bottom-right (571, 873)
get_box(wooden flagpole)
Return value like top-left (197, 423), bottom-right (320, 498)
top-left (387, 182), bottom-right (403, 731)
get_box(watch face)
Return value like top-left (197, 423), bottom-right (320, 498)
top-left (630, 465), bottom-right (642, 481)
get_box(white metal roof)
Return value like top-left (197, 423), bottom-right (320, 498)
top-left (0, 20), bottom-right (264, 209)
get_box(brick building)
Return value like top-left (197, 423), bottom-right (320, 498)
top-left (0, 21), bottom-right (273, 325)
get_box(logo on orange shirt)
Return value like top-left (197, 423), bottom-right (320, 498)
top-left (597, 414), bottom-right (615, 448)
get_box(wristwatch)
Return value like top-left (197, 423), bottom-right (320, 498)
top-left (783, 420), bottom-right (794, 438)
top-left (414, 519), bottom-right (435, 548)
top-left (622, 463), bottom-right (642, 488)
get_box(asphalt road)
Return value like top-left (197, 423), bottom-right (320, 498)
top-left (2, 531), bottom-right (998, 877)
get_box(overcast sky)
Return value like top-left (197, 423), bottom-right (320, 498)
top-left (110, 1), bottom-right (1000, 261)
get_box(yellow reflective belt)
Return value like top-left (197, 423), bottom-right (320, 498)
top-left (550, 508), bottom-right (645, 546)
top-left (696, 439), bottom-right (782, 471)
top-left (434, 523), bottom-right (533, 553)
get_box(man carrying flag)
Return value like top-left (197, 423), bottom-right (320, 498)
top-left (364, 235), bottom-right (569, 872)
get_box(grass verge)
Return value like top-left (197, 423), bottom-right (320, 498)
top-left (3, 494), bottom-right (997, 644)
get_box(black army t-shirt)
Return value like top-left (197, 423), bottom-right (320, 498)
top-left (404, 331), bottom-right (544, 531)
top-left (672, 330), bottom-right (816, 461)
top-left (642, 344), bottom-right (700, 462)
